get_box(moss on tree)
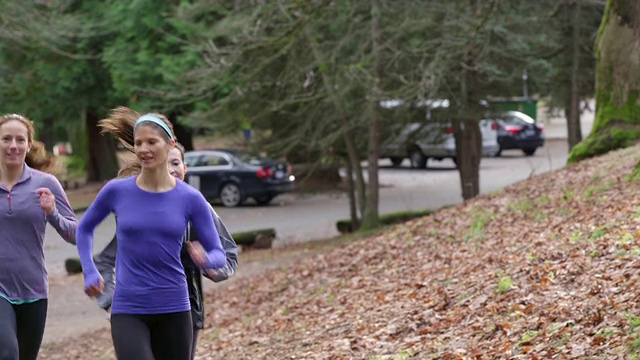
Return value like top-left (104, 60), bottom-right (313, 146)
top-left (569, 0), bottom-right (640, 163)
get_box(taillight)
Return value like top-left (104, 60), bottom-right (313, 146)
top-left (491, 122), bottom-right (498, 130)
top-left (444, 126), bottom-right (454, 134)
top-left (504, 125), bottom-right (522, 135)
top-left (537, 124), bottom-right (544, 131)
top-left (257, 168), bottom-right (273, 179)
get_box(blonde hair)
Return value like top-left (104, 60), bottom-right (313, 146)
top-left (98, 107), bottom-right (175, 178)
top-left (0, 114), bottom-right (60, 174)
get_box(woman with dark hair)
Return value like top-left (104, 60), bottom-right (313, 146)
top-left (0, 114), bottom-right (77, 360)
top-left (92, 140), bottom-right (238, 360)
top-left (76, 107), bottom-right (226, 360)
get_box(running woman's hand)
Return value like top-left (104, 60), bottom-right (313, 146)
top-left (84, 273), bottom-right (105, 298)
top-left (36, 187), bottom-right (56, 215)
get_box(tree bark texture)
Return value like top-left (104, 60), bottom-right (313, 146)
top-left (567, 0), bottom-right (583, 150)
top-left (361, 0), bottom-right (383, 230)
top-left (594, 0), bottom-right (640, 132)
top-left (568, 0), bottom-right (640, 162)
top-left (172, 121), bottom-right (195, 151)
top-left (455, 45), bottom-right (482, 201)
top-left (454, 117), bottom-right (482, 201)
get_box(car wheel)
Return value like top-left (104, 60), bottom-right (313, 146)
top-left (390, 157), bottom-right (404, 167)
top-left (523, 148), bottom-right (536, 156)
top-left (409, 149), bottom-right (427, 169)
top-left (255, 195), bottom-right (274, 206)
top-left (219, 183), bottom-right (242, 207)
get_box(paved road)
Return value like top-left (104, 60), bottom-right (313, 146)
top-left (43, 140), bottom-right (572, 275)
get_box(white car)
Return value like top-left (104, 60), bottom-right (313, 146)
top-left (379, 99), bottom-right (499, 168)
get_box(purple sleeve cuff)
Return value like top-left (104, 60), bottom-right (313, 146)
top-left (205, 249), bottom-right (226, 269)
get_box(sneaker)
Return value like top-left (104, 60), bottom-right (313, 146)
top-left (95, 265), bottom-right (116, 311)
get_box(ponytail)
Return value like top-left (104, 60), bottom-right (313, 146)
top-left (98, 107), bottom-right (175, 178)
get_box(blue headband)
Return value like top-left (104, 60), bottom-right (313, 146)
top-left (134, 114), bottom-right (174, 139)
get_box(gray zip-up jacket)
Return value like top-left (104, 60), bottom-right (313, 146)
top-left (0, 164), bottom-right (77, 301)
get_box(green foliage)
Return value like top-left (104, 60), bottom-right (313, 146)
top-left (101, 0), bottom-right (205, 111)
top-left (544, 1), bottom-right (603, 111)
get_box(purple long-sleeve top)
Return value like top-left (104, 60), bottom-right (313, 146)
top-left (0, 164), bottom-right (77, 302)
top-left (76, 176), bottom-right (226, 315)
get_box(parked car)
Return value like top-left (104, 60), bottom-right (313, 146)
top-left (493, 111), bottom-right (545, 156)
top-left (379, 99), bottom-right (499, 168)
top-left (184, 149), bottom-right (295, 207)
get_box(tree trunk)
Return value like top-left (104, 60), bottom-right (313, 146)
top-left (361, 0), bottom-right (383, 230)
top-left (166, 112), bottom-right (194, 151)
top-left (344, 154), bottom-right (359, 231)
top-left (455, 45), bottom-right (482, 201)
top-left (343, 129), bottom-right (367, 228)
top-left (567, 0), bottom-right (583, 150)
top-left (40, 117), bottom-right (55, 151)
top-left (569, 0), bottom-right (640, 162)
top-left (85, 109), bottom-right (119, 181)
top-left (172, 120), bottom-right (194, 151)
top-left (454, 116), bottom-right (482, 201)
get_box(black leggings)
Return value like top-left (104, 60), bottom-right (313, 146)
top-left (111, 311), bottom-right (193, 360)
top-left (0, 298), bottom-right (48, 360)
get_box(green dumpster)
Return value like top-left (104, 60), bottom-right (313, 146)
top-left (488, 97), bottom-right (538, 121)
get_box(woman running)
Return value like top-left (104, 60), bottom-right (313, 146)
top-left (76, 107), bottom-right (226, 360)
top-left (0, 114), bottom-right (77, 360)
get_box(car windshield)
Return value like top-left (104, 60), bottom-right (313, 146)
top-left (500, 112), bottom-right (535, 126)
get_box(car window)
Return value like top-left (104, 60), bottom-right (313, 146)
top-left (203, 154), bottom-right (230, 166)
top-left (184, 155), bottom-right (200, 167)
top-left (236, 153), bottom-right (267, 166)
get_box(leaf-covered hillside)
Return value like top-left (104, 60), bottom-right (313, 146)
top-left (41, 144), bottom-right (640, 359)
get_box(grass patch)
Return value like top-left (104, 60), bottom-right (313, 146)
top-left (497, 276), bottom-right (513, 294)
top-left (629, 159), bottom-right (640, 182)
top-left (466, 208), bottom-right (494, 241)
top-left (591, 227), bottom-right (608, 242)
top-left (627, 314), bottom-right (640, 357)
top-left (535, 195), bottom-right (550, 205)
top-left (510, 198), bottom-right (535, 212)
top-left (517, 330), bottom-right (540, 346)
top-left (583, 182), bottom-right (612, 198)
top-left (336, 209), bottom-right (432, 233)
